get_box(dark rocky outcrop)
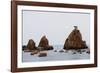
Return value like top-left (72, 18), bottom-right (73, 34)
top-left (63, 26), bottom-right (88, 50)
top-left (27, 39), bottom-right (37, 51)
top-left (38, 36), bottom-right (53, 50)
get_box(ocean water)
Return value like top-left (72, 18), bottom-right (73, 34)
top-left (22, 45), bottom-right (90, 62)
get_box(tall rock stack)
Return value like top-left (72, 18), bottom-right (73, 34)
top-left (38, 36), bottom-right (53, 50)
top-left (27, 39), bottom-right (37, 50)
top-left (38, 36), bottom-right (49, 47)
top-left (63, 26), bottom-right (88, 50)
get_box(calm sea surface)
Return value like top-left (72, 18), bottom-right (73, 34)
top-left (22, 45), bottom-right (90, 62)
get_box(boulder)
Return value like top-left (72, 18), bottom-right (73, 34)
top-left (27, 39), bottom-right (37, 51)
top-left (63, 26), bottom-right (88, 50)
top-left (38, 36), bottom-right (53, 50)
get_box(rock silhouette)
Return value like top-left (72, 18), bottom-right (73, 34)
top-left (27, 39), bottom-right (37, 50)
top-left (63, 26), bottom-right (88, 50)
top-left (38, 36), bottom-right (53, 50)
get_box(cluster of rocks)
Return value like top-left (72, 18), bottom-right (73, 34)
top-left (23, 36), bottom-right (54, 57)
top-left (23, 26), bottom-right (89, 57)
top-left (55, 49), bottom-right (90, 54)
top-left (63, 26), bottom-right (88, 50)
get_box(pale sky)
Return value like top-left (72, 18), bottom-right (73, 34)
top-left (22, 10), bottom-right (90, 46)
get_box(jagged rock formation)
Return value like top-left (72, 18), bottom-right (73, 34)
top-left (38, 36), bottom-right (53, 50)
top-left (38, 36), bottom-right (49, 47)
top-left (27, 39), bottom-right (37, 50)
top-left (63, 26), bottom-right (88, 50)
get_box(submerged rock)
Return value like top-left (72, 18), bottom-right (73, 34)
top-left (38, 36), bottom-right (53, 50)
top-left (63, 26), bottom-right (88, 50)
top-left (27, 39), bottom-right (37, 51)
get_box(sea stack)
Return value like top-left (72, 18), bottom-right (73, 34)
top-left (38, 35), bottom-right (53, 50)
top-left (27, 39), bottom-right (37, 50)
top-left (63, 26), bottom-right (88, 50)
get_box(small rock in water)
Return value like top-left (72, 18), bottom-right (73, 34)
top-left (38, 53), bottom-right (47, 57)
top-left (38, 51), bottom-right (47, 57)
top-left (59, 50), bottom-right (64, 53)
top-left (30, 50), bottom-right (39, 55)
top-left (86, 49), bottom-right (90, 54)
top-left (54, 50), bottom-right (57, 52)
top-left (86, 50), bottom-right (90, 54)
top-left (82, 50), bottom-right (86, 52)
top-left (73, 52), bottom-right (76, 54)
top-left (77, 49), bottom-right (81, 52)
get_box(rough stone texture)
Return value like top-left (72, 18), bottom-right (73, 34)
top-left (27, 39), bottom-right (37, 50)
top-left (38, 36), bottom-right (53, 50)
top-left (63, 26), bottom-right (88, 50)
